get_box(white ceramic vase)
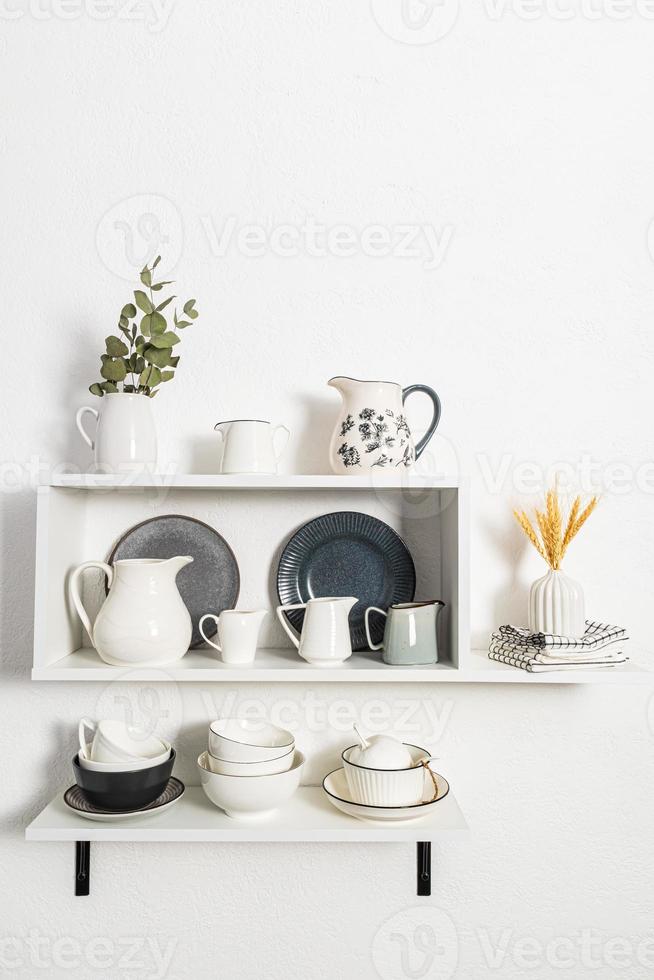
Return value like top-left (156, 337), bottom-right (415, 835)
top-left (528, 569), bottom-right (585, 636)
top-left (76, 393), bottom-right (158, 472)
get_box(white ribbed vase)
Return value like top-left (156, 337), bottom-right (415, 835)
top-left (528, 569), bottom-right (585, 636)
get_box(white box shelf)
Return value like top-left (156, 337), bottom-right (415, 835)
top-left (33, 474), bottom-right (469, 681)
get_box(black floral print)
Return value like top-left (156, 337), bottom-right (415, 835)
top-left (338, 442), bottom-right (361, 467)
top-left (340, 414), bottom-right (355, 436)
top-left (336, 407), bottom-right (413, 468)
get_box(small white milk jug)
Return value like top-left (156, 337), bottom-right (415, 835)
top-left (276, 596), bottom-right (357, 667)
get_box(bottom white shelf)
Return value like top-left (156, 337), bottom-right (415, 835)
top-left (26, 785), bottom-right (468, 843)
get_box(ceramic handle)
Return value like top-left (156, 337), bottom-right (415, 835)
top-left (76, 406), bottom-right (99, 451)
top-left (272, 424), bottom-right (291, 461)
top-left (199, 614), bottom-right (222, 653)
top-left (364, 606), bottom-right (387, 651)
top-left (69, 561), bottom-right (114, 648)
top-left (401, 385), bottom-right (442, 460)
top-left (276, 603), bottom-right (304, 649)
top-left (78, 717), bottom-right (96, 758)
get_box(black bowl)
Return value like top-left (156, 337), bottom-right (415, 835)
top-left (72, 749), bottom-right (175, 812)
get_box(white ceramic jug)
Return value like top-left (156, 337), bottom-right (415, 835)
top-left (214, 419), bottom-right (291, 475)
top-left (198, 609), bottom-right (267, 664)
top-left (276, 596), bottom-right (357, 667)
top-left (76, 393), bottom-right (158, 472)
top-left (327, 377), bottom-right (441, 473)
top-left (69, 556), bottom-right (193, 666)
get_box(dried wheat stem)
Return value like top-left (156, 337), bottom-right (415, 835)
top-left (513, 509), bottom-right (548, 562)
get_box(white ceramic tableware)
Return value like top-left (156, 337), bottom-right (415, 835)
top-left (276, 596), bottom-right (357, 667)
top-left (79, 718), bottom-right (170, 765)
top-left (322, 767), bottom-right (449, 823)
top-left (198, 609), bottom-right (267, 665)
top-left (529, 568), bottom-right (585, 636)
top-left (208, 719), bottom-right (295, 763)
top-left (327, 376), bottom-right (441, 473)
top-left (214, 419), bottom-right (291, 475)
top-left (78, 741), bottom-right (171, 772)
top-left (342, 742), bottom-right (432, 807)
top-left (76, 392), bottom-right (158, 472)
top-left (198, 750), bottom-right (304, 818)
top-left (204, 747), bottom-right (295, 777)
top-left (69, 556), bottom-right (193, 667)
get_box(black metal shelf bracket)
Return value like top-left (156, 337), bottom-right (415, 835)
top-left (75, 841), bottom-right (90, 896)
top-left (417, 841), bottom-right (431, 896)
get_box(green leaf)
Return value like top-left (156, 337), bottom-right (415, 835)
top-left (161, 370), bottom-right (175, 382)
top-left (183, 299), bottom-right (198, 319)
top-left (140, 312), bottom-right (167, 337)
top-left (153, 255), bottom-right (161, 268)
top-left (151, 280), bottom-right (174, 292)
top-left (119, 315), bottom-right (128, 329)
top-left (143, 345), bottom-right (173, 368)
top-left (135, 335), bottom-right (146, 353)
top-left (134, 290), bottom-right (154, 314)
top-left (148, 331), bottom-right (180, 349)
top-left (121, 303), bottom-right (137, 319)
top-left (100, 357), bottom-right (127, 382)
top-left (101, 381), bottom-right (118, 393)
top-left (155, 295), bottom-right (175, 311)
top-left (139, 364), bottom-right (162, 388)
top-left (135, 355), bottom-right (145, 373)
top-left (105, 335), bottom-right (129, 357)
top-left (175, 319), bottom-right (191, 329)
top-left (119, 325), bottom-right (132, 342)
top-left (132, 323), bottom-right (137, 340)
top-left (140, 267), bottom-right (152, 287)
top-left (89, 383), bottom-right (104, 397)
top-left (169, 355), bottom-right (180, 368)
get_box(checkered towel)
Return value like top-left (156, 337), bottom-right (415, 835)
top-left (489, 622), bottom-right (629, 673)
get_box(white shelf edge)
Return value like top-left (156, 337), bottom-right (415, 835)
top-left (30, 647), bottom-right (652, 683)
top-left (25, 786), bottom-right (468, 843)
top-left (44, 473), bottom-right (466, 490)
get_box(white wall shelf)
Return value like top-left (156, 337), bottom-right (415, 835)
top-left (26, 785), bottom-right (467, 843)
top-left (48, 473), bottom-right (464, 490)
top-left (26, 785), bottom-right (468, 896)
top-left (30, 646), bottom-right (651, 682)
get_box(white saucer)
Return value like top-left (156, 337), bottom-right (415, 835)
top-left (322, 768), bottom-right (449, 823)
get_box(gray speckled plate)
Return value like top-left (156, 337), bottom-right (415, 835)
top-left (277, 511), bottom-right (416, 651)
top-left (108, 516), bottom-right (240, 647)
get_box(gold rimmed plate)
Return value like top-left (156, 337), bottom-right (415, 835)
top-left (322, 768), bottom-right (449, 823)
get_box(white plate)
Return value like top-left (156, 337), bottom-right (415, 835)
top-left (322, 768), bottom-right (449, 823)
top-left (63, 778), bottom-right (185, 822)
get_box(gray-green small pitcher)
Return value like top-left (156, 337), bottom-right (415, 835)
top-left (364, 600), bottom-right (444, 665)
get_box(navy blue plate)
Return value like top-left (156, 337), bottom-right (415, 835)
top-left (277, 511), bottom-right (416, 651)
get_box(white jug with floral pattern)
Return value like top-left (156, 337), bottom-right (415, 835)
top-left (327, 377), bottom-right (441, 473)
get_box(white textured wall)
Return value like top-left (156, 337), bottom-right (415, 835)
top-left (1, 2), bottom-right (654, 978)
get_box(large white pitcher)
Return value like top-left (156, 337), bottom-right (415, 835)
top-left (69, 556), bottom-right (193, 666)
top-left (276, 596), bottom-right (357, 667)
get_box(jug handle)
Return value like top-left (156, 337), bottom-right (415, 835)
top-left (364, 606), bottom-right (387, 651)
top-left (401, 385), bottom-right (442, 460)
top-left (76, 406), bottom-right (99, 450)
top-left (199, 614), bottom-right (222, 653)
top-left (69, 561), bottom-right (114, 648)
top-left (275, 603), bottom-right (305, 649)
top-left (272, 424), bottom-right (291, 461)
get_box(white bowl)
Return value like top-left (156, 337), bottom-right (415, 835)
top-left (205, 747), bottom-right (295, 776)
top-left (198, 750), bottom-right (304, 818)
top-left (78, 742), bottom-right (172, 772)
top-left (208, 719), bottom-right (295, 763)
top-left (342, 743), bottom-right (431, 807)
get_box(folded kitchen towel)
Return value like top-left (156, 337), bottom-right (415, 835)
top-left (498, 621), bottom-right (627, 651)
top-left (488, 622), bottom-right (630, 672)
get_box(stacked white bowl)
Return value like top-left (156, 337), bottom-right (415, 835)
top-left (198, 719), bottom-right (304, 818)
